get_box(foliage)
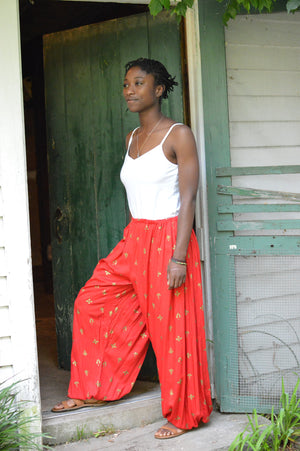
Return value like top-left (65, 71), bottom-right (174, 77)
top-left (287, 0), bottom-right (300, 13)
top-left (94, 424), bottom-right (116, 438)
top-left (229, 378), bottom-right (300, 451)
top-left (0, 380), bottom-right (50, 450)
top-left (148, 0), bottom-right (300, 23)
top-left (216, 0), bottom-right (275, 24)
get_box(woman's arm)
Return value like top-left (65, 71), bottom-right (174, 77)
top-left (167, 125), bottom-right (199, 290)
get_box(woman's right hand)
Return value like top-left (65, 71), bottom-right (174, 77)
top-left (167, 259), bottom-right (186, 290)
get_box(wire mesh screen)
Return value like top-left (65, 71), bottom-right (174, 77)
top-left (232, 255), bottom-right (300, 411)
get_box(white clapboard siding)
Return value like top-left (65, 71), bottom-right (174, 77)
top-left (230, 122), bottom-right (300, 148)
top-left (0, 307), bottom-right (11, 339)
top-left (225, 12), bottom-right (300, 398)
top-left (229, 97), bottom-right (300, 122)
top-left (0, 337), bottom-right (13, 366)
top-left (231, 147), bottom-right (300, 167)
top-left (0, 277), bottom-right (8, 307)
top-left (228, 70), bottom-right (300, 97)
top-left (227, 46), bottom-right (300, 71)
top-left (225, 14), bottom-right (300, 46)
top-left (0, 247), bottom-right (5, 277)
top-left (0, 3), bottom-right (41, 436)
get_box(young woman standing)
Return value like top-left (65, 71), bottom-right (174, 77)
top-left (52, 58), bottom-right (212, 440)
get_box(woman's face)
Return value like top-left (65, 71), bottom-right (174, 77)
top-left (123, 66), bottom-right (162, 113)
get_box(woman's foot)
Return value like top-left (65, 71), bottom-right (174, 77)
top-left (154, 422), bottom-right (187, 439)
top-left (51, 398), bottom-right (106, 412)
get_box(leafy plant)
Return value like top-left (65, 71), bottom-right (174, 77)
top-left (94, 424), bottom-right (116, 438)
top-left (229, 378), bottom-right (300, 450)
top-left (217, 0), bottom-right (274, 24)
top-left (0, 379), bottom-right (50, 450)
top-left (148, 0), bottom-right (300, 24)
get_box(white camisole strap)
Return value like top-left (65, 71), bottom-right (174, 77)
top-left (127, 127), bottom-right (139, 152)
top-left (160, 123), bottom-right (182, 146)
top-left (127, 122), bottom-right (182, 153)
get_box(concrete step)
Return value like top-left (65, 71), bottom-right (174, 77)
top-left (42, 382), bottom-right (162, 446)
top-left (48, 411), bottom-right (255, 450)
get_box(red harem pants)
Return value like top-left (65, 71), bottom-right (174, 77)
top-left (68, 217), bottom-right (212, 429)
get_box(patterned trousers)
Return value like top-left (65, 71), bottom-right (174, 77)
top-left (68, 216), bottom-right (212, 429)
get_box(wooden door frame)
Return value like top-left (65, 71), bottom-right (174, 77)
top-left (0, 0), bottom-right (42, 445)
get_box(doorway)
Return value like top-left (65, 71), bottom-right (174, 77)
top-left (20, 0), bottom-right (186, 412)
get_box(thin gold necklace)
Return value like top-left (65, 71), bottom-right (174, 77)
top-left (136, 116), bottom-right (163, 157)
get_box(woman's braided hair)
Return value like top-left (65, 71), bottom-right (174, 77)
top-left (125, 57), bottom-right (178, 101)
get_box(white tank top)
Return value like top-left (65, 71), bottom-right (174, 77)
top-left (120, 123), bottom-right (181, 220)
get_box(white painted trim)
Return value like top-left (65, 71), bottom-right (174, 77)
top-left (185, 2), bottom-right (215, 395)
top-left (0, 0), bottom-right (42, 442)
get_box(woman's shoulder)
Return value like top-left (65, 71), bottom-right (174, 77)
top-left (168, 122), bottom-right (194, 141)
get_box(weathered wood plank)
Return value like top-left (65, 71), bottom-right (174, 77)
top-left (0, 337), bottom-right (13, 366)
top-left (0, 306), bottom-right (11, 337)
top-left (228, 96), bottom-right (300, 122)
top-left (217, 185), bottom-right (300, 202)
top-left (216, 166), bottom-right (300, 177)
top-left (230, 122), bottom-right (300, 148)
top-left (218, 204), bottom-right (300, 214)
top-left (226, 45), bottom-right (300, 71)
top-left (0, 248), bottom-right (6, 277)
top-left (217, 219), bottom-right (300, 231)
top-left (0, 218), bottom-right (4, 247)
top-left (231, 147), bottom-right (300, 168)
top-left (0, 187), bottom-right (3, 217)
top-left (0, 365), bottom-right (13, 381)
top-left (225, 13), bottom-right (300, 47)
top-left (215, 235), bottom-right (300, 255)
top-left (0, 277), bottom-right (8, 307)
top-left (227, 70), bottom-right (300, 96)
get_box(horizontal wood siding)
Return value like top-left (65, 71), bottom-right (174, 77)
top-left (0, 185), bottom-right (13, 379)
top-left (225, 12), bottom-right (300, 399)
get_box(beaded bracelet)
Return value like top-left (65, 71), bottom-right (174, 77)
top-left (171, 256), bottom-right (187, 266)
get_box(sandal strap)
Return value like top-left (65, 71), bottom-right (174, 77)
top-left (155, 424), bottom-right (185, 436)
top-left (60, 399), bottom-right (84, 409)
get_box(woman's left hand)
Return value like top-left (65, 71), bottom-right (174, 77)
top-left (167, 260), bottom-right (186, 289)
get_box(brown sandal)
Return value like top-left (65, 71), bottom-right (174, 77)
top-left (154, 423), bottom-right (187, 440)
top-left (51, 398), bottom-right (106, 412)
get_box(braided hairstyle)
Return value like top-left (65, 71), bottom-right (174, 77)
top-left (125, 57), bottom-right (178, 102)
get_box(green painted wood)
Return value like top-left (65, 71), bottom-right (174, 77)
top-left (147, 12), bottom-right (184, 123)
top-left (44, 12), bottom-right (183, 371)
top-left (215, 236), bottom-right (300, 255)
top-left (217, 219), bottom-right (300, 231)
top-left (218, 204), bottom-right (300, 213)
top-left (44, 37), bottom-right (76, 368)
top-left (199, 0), bottom-right (300, 414)
top-left (198, 0), bottom-right (239, 413)
top-left (218, 185), bottom-right (300, 202)
top-left (216, 165), bottom-right (300, 176)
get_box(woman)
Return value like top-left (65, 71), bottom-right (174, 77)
top-left (52, 58), bottom-right (212, 439)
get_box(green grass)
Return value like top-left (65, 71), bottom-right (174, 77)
top-left (229, 378), bottom-right (300, 450)
top-left (0, 379), bottom-right (50, 450)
